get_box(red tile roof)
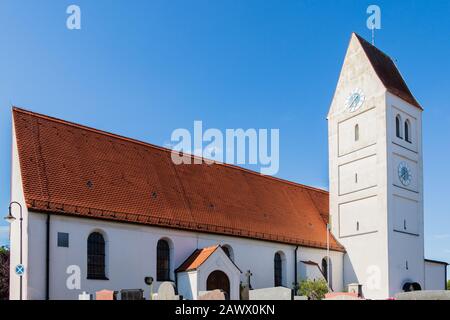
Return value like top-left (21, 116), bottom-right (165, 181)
top-left (354, 33), bottom-right (422, 110)
top-left (175, 245), bottom-right (220, 272)
top-left (13, 107), bottom-right (344, 252)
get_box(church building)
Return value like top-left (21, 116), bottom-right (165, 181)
top-left (7, 33), bottom-right (447, 300)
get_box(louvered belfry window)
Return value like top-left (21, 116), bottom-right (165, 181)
top-left (87, 232), bottom-right (106, 279)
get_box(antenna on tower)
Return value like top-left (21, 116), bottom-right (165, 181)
top-left (372, 25), bottom-right (375, 45)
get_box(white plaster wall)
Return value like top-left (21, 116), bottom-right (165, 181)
top-left (297, 246), bottom-right (344, 292)
top-left (386, 93), bottom-right (425, 296)
top-left (328, 33), bottom-right (390, 299)
top-left (177, 271), bottom-right (197, 300)
top-left (9, 118), bottom-right (31, 300)
top-left (197, 249), bottom-right (241, 300)
top-left (424, 261), bottom-right (446, 290)
top-left (24, 212), bottom-right (344, 300)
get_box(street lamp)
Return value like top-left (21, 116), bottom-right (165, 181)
top-left (5, 201), bottom-right (23, 300)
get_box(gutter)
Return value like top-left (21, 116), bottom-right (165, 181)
top-left (294, 246), bottom-right (298, 293)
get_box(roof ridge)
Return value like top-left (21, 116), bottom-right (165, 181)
top-left (352, 33), bottom-right (422, 110)
top-left (12, 106), bottom-right (329, 195)
top-left (353, 32), bottom-right (392, 60)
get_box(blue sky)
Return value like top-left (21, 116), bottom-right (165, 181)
top-left (0, 1), bottom-right (449, 274)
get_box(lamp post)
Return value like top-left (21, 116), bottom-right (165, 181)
top-left (4, 201), bottom-right (23, 300)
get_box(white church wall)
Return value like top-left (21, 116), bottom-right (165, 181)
top-left (196, 249), bottom-right (241, 300)
top-left (386, 92), bottom-right (425, 296)
top-left (297, 246), bottom-right (344, 292)
top-left (328, 33), bottom-right (391, 299)
top-left (23, 212), bottom-right (344, 300)
top-left (338, 107), bottom-right (377, 157)
top-left (177, 271), bottom-right (197, 300)
top-left (424, 261), bottom-right (447, 290)
top-left (9, 122), bottom-right (32, 300)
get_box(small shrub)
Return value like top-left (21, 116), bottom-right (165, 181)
top-left (298, 279), bottom-right (329, 300)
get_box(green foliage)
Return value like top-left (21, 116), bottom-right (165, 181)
top-left (447, 280), bottom-right (450, 290)
top-left (0, 246), bottom-right (10, 300)
top-left (298, 279), bottom-right (329, 300)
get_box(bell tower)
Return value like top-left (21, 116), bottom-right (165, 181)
top-left (328, 33), bottom-right (424, 299)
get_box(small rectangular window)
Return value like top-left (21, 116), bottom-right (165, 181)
top-left (57, 232), bottom-right (69, 248)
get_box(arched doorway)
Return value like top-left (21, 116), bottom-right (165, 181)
top-left (207, 270), bottom-right (230, 299)
top-left (402, 282), bottom-right (422, 292)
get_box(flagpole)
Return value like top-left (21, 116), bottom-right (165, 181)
top-left (327, 223), bottom-right (330, 290)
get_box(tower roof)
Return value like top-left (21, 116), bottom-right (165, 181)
top-left (353, 33), bottom-right (422, 110)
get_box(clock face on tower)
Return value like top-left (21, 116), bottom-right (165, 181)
top-left (345, 88), bottom-right (365, 112)
top-left (398, 162), bottom-right (412, 186)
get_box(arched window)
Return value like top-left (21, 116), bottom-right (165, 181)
top-left (321, 257), bottom-right (328, 282)
top-left (274, 252), bottom-right (283, 287)
top-left (355, 124), bottom-right (359, 141)
top-left (87, 232), bottom-right (106, 279)
top-left (404, 120), bottom-right (411, 143)
top-left (322, 257), bottom-right (333, 289)
top-left (396, 115), bottom-right (402, 139)
top-left (157, 239), bottom-right (171, 281)
top-left (221, 245), bottom-right (234, 261)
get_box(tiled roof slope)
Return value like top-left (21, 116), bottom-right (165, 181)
top-left (175, 245), bottom-right (219, 272)
top-left (13, 107), bottom-right (344, 252)
top-left (354, 33), bottom-right (422, 110)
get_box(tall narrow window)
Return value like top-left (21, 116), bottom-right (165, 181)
top-left (274, 253), bottom-right (282, 287)
top-left (355, 124), bottom-right (359, 141)
top-left (404, 120), bottom-right (411, 143)
top-left (396, 115), bottom-right (402, 139)
top-left (87, 232), bottom-right (106, 279)
top-left (157, 239), bottom-right (171, 281)
top-left (322, 258), bottom-right (328, 281)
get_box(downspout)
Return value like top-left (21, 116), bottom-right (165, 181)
top-left (45, 213), bottom-right (50, 300)
top-left (294, 246), bottom-right (298, 294)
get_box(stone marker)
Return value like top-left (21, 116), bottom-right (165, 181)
top-left (240, 285), bottom-right (249, 300)
top-left (78, 291), bottom-right (92, 300)
top-left (95, 289), bottom-right (117, 300)
top-left (157, 281), bottom-right (180, 300)
top-left (198, 290), bottom-right (226, 300)
top-left (394, 290), bottom-right (450, 300)
top-left (293, 295), bottom-right (308, 300)
top-left (249, 286), bottom-right (293, 300)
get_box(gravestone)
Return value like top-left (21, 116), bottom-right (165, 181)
top-left (394, 290), bottom-right (450, 300)
top-left (121, 289), bottom-right (144, 300)
top-left (157, 281), bottom-right (180, 300)
top-left (324, 292), bottom-right (362, 300)
top-left (78, 291), bottom-right (92, 300)
top-left (95, 289), bottom-right (117, 300)
top-left (293, 295), bottom-right (308, 300)
top-left (198, 289), bottom-right (226, 300)
top-left (249, 287), bottom-right (293, 300)
top-left (240, 285), bottom-right (249, 300)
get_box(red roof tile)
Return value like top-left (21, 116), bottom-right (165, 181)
top-left (175, 245), bottom-right (219, 272)
top-left (354, 33), bottom-right (422, 110)
top-left (13, 107), bottom-right (344, 252)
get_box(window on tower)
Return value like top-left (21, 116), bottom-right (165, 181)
top-left (404, 120), bottom-right (411, 143)
top-left (396, 115), bottom-right (403, 139)
top-left (355, 124), bottom-right (359, 141)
